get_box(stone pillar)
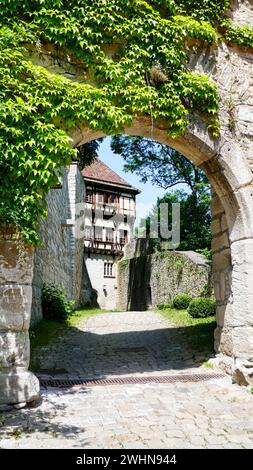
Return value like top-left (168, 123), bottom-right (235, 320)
top-left (230, 239), bottom-right (253, 384)
top-left (0, 225), bottom-right (39, 407)
top-left (67, 163), bottom-right (86, 307)
top-left (212, 189), bottom-right (253, 385)
top-left (211, 193), bottom-right (234, 374)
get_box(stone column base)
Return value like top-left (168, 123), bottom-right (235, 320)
top-left (0, 371), bottom-right (40, 406)
top-left (211, 354), bottom-right (253, 386)
top-left (232, 358), bottom-right (253, 386)
top-left (211, 354), bottom-right (234, 376)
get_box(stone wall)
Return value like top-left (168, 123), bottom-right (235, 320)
top-left (0, 226), bottom-right (40, 405)
top-left (67, 163), bottom-right (87, 306)
top-left (84, 254), bottom-right (120, 310)
top-left (117, 248), bottom-right (211, 311)
top-left (211, 193), bottom-right (233, 366)
top-left (31, 164), bottom-right (90, 325)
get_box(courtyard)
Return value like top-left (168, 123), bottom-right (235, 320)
top-left (1, 311), bottom-right (253, 449)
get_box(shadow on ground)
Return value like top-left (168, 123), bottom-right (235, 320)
top-left (32, 319), bottom-right (216, 379)
top-left (0, 388), bottom-right (91, 447)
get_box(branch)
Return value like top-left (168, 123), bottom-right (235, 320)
top-left (154, 180), bottom-right (189, 190)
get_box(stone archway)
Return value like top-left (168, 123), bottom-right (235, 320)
top-left (1, 2), bottom-right (253, 405)
top-left (72, 114), bottom-right (253, 386)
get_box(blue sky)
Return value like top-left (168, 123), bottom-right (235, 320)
top-left (97, 136), bottom-right (166, 224)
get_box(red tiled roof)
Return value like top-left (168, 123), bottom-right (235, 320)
top-left (82, 158), bottom-right (139, 193)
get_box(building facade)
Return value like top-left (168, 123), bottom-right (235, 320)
top-left (82, 158), bottom-right (140, 309)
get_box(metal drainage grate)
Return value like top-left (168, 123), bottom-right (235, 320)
top-left (39, 373), bottom-right (225, 389)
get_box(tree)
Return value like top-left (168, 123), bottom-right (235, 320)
top-left (78, 139), bottom-right (103, 169)
top-left (140, 189), bottom-right (211, 254)
top-left (111, 135), bottom-right (211, 254)
top-left (111, 134), bottom-right (208, 191)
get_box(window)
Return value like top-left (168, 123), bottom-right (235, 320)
top-left (86, 191), bottom-right (93, 203)
top-left (97, 193), bottom-right (103, 204)
top-left (119, 229), bottom-right (128, 245)
top-left (95, 226), bottom-right (103, 241)
top-left (104, 193), bottom-right (110, 204)
top-left (84, 227), bottom-right (92, 240)
top-left (105, 229), bottom-right (114, 242)
top-left (104, 262), bottom-right (114, 277)
top-left (123, 196), bottom-right (130, 210)
top-left (103, 193), bottom-right (116, 204)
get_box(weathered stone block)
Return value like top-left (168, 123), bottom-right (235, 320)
top-left (221, 213), bottom-right (228, 232)
top-left (0, 331), bottom-right (30, 369)
top-left (219, 141), bottom-right (253, 191)
top-left (212, 248), bottom-right (231, 273)
top-left (0, 371), bottom-right (39, 405)
top-left (219, 328), bottom-right (233, 357)
top-left (0, 237), bottom-right (34, 285)
top-left (211, 232), bottom-right (230, 254)
top-left (214, 353), bottom-right (234, 376)
top-left (233, 358), bottom-right (253, 386)
top-left (0, 285), bottom-right (32, 331)
top-left (216, 305), bottom-right (226, 327)
top-left (238, 106), bottom-right (253, 123)
top-left (213, 268), bottom-right (232, 304)
top-left (211, 217), bottom-right (221, 236)
top-left (229, 239), bottom-right (253, 326)
top-left (221, 186), bottom-right (253, 243)
top-left (214, 326), bottom-right (222, 353)
top-left (233, 326), bottom-right (253, 359)
top-left (211, 195), bottom-right (225, 218)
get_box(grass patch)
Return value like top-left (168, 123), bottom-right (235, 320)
top-left (66, 307), bottom-right (107, 327)
top-left (8, 429), bottom-right (23, 439)
top-left (156, 307), bottom-right (215, 327)
top-left (155, 307), bottom-right (216, 358)
top-left (202, 360), bottom-right (214, 369)
top-left (29, 307), bottom-right (108, 372)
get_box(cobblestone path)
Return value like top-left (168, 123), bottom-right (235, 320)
top-left (35, 311), bottom-right (213, 379)
top-left (1, 311), bottom-right (253, 449)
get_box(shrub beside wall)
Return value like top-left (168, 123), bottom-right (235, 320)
top-left (173, 294), bottom-right (192, 309)
top-left (42, 284), bottom-right (74, 322)
top-left (188, 297), bottom-right (216, 318)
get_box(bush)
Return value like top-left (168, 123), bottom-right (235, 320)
top-left (173, 294), bottom-right (192, 309)
top-left (188, 297), bottom-right (216, 318)
top-left (156, 303), bottom-right (172, 310)
top-left (42, 284), bottom-right (75, 322)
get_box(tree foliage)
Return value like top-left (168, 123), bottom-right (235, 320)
top-left (0, 1), bottom-right (251, 243)
top-left (111, 135), bottom-right (208, 191)
top-left (111, 134), bottom-right (211, 252)
top-left (141, 188), bottom-right (211, 252)
top-left (140, 186), bottom-right (211, 254)
top-left (78, 139), bottom-right (104, 169)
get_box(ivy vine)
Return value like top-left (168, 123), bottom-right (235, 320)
top-left (0, 0), bottom-right (252, 243)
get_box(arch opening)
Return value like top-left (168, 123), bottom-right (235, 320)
top-left (1, 116), bottom-right (253, 408)
top-left (1, 0), bottom-right (253, 404)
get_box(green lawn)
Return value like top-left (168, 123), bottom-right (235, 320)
top-left (156, 307), bottom-right (217, 358)
top-left (156, 307), bottom-right (216, 327)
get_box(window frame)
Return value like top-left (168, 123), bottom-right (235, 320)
top-left (86, 191), bottom-right (93, 204)
top-left (104, 262), bottom-right (114, 278)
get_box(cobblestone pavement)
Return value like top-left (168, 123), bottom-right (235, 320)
top-left (35, 311), bottom-right (214, 379)
top-left (1, 311), bottom-right (253, 449)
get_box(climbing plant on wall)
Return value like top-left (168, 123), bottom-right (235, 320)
top-left (0, 1), bottom-right (252, 243)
